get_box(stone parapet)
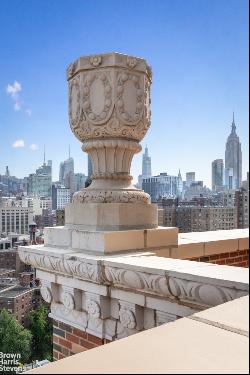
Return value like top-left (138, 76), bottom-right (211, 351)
top-left (19, 241), bottom-right (249, 345)
top-left (152, 229), bottom-right (249, 267)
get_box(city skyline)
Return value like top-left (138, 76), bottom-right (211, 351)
top-left (0, 113), bottom-right (249, 188)
top-left (0, 0), bottom-right (248, 187)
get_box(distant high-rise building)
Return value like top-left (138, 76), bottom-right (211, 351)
top-left (212, 159), bottom-right (224, 191)
top-left (59, 151), bottom-right (75, 194)
top-left (27, 173), bottom-right (52, 197)
top-left (0, 206), bottom-right (33, 235)
top-left (143, 173), bottom-right (180, 202)
top-left (5, 166), bottom-right (10, 177)
top-left (74, 173), bottom-right (87, 191)
top-left (184, 181), bottom-right (211, 201)
top-left (47, 160), bottom-right (52, 175)
top-left (225, 113), bottom-right (242, 189)
top-left (138, 146), bottom-right (152, 188)
top-left (88, 155), bottom-right (93, 178)
top-left (186, 172), bottom-right (195, 187)
top-left (241, 171), bottom-right (249, 190)
top-left (177, 169), bottom-right (183, 197)
top-left (223, 188), bottom-right (249, 229)
top-left (142, 146), bottom-right (152, 178)
top-left (176, 206), bottom-right (237, 232)
top-left (52, 184), bottom-right (71, 210)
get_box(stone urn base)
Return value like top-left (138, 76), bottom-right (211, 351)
top-left (65, 202), bottom-right (158, 231)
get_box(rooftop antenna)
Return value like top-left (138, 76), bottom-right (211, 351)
top-left (231, 112), bottom-right (236, 133)
top-left (69, 144), bottom-right (71, 159)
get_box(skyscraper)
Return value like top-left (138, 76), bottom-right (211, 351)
top-left (177, 169), bottom-right (183, 198)
top-left (142, 173), bottom-right (180, 202)
top-left (59, 150), bottom-right (75, 194)
top-left (88, 154), bottom-right (93, 178)
top-left (225, 113), bottom-right (242, 189)
top-left (212, 159), bottom-right (224, 191)
top-left (186, 172), bottom-right (195, 187)
top-left (138, 146), bottom-right (152, 188)
top-left (142, 146), bottom-right (152, 178)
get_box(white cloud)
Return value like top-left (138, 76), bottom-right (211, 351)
top-left (6, 81), bottom-right (22, 99)
top-left (30, 144), bottom-right (38, 151)
top-left (12, 139), bottom-right (25, 148)
top-left (6, 81), bottom-right (32, 115)
top-left (14, 102), bottom-right (21, 111)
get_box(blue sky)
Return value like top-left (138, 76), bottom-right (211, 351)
top-left (0, 0), bottom-right (248, 187)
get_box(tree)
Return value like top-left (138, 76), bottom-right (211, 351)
top-left (28, 304), bottom-right (53, 361)
top-left (0, 309), bottom-right (32, 365)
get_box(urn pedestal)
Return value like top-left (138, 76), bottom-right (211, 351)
top-left (18, 53), bottom-right (180, 358)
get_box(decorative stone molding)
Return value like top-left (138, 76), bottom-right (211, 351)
top-left (126, 56), bottom-right (137, 69)
top-left (86, 299), bottom-right (101, 319)
top-left (18, 249), bottom-right (103, 283)
top-left (40, 284), bottom-right (52, 303)
top-left (167, 276), bottom-right (246, 308)
top-left (60, 286), bottom-right (76, 311)
top-left (119, 307), bottom-right (136, 329)
top-left (61, 291), bottom-right (75, 311)
top-left (50, 302), bottom-right (88, 331)
top-left (119, 301), bottom-right (144, 331)
top-left (73, 188), bottom-right (150, 204)
top-left (19, 246), bottom-right (248, 310)
top-left (104, 266), bottom-right (171, 298)
top-left (26, 245), bottom-right (248, 340)
top-left (89, 55), bottom-right (102, 67)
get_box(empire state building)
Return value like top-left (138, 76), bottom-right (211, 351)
top-left (225, 113), bottom-right (242, 189)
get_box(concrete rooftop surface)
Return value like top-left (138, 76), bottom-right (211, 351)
top-left (27, 296), bottom-right (249, 374)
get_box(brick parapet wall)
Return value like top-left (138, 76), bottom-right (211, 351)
top-left (190, 249), bottom-right (249, 267)
top-left (53, 320), bottom-right (111, 361)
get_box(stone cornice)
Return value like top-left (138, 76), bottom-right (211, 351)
top-left (18, 245), bottom-right (249, 309)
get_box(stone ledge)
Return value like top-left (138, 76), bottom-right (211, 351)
top-left (190, 295), bottom-right (249, 337)
top-left (25, 297), bottom-right (249, 374)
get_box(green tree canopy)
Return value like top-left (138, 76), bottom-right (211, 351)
top-left (0, 308), bottom-right (32, 363)
top-left (28, 304), bottom-right (52, 361)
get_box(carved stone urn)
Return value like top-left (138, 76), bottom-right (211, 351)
top-left (66, 53), bottom-right (157, 230)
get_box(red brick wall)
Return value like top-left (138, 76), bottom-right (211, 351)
top-left (53, 320), bottom-right (111, 361)
top-left (190, 249), bottom-right (249, 267)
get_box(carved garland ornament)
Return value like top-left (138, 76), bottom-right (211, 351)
top-left (68, 69), bottom-right (151, 142)
top-left (82, 71), bottom-right (113, 125)
top-left (116, 72), bottom-right (144, 125)
top-left (18, 248), bottom-right (248, 308)
top-left (69, 74), bottom-right (81, 135)
top-left (73, 189), bottom-right (150, 204)
top-left (18, 249), bottom-right (102, 283)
